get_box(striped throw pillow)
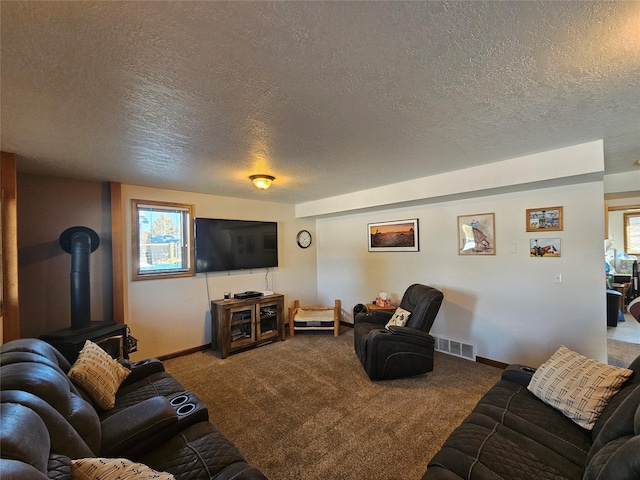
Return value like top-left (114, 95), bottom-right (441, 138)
top-left (527, 345), bottom-right (632, 429)
top-left (68, 340), bottom-right (130, 410)
top-left (71, 457), bottom-right (174, 479)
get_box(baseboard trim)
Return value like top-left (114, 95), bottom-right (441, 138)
top-left (476, 356), bottom-right (508, 369)
top-left (157, 344), bottom-right (209, 361)
top-left (154, 334), bottom-right (507, 369)
top-left (157, 325), bottom-right (356, 360)
top-left (292, 320), bottom-right (353, 332)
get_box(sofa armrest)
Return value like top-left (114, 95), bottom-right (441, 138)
top-left (100, 396), bottom-right (177, 457)
top-left (0, 459), bottom-right (50, 480)
top-left (387, 325), bottom-right (433, 342)
top-left (118, 358), bottom-right (165, 387)
top-left (502, 364), bottom-right (536, 386)
top-left (354, 311), bottom-right (392, 326)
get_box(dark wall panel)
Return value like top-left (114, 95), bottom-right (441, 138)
top-left (17, 174), bottom-right (113, 337)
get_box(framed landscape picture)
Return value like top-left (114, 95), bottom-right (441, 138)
top-left (526, 206), bottom-right (563, 232)
top-left (458, 213), bottom-right (495, 255)
top-left (368, 219), bottom-right (419, 252)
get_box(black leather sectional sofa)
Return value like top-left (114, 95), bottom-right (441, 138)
top-left (4, 336), bottom-right (639, 480)
top-left (0, 338), bottom-right (266, 480)
top-left (422, 353), bottom-right (640, 480)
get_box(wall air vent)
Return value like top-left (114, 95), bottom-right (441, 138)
top-left (433, 335), bottom-right (475, 361)
top-left (461, 342), bottom-right (474, 360)
top-left (437, 337), bottom-right (449, 352)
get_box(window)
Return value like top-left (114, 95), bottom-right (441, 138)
top-left (132, 200), bottom-right (194, 280)
top-left (624, 212), bottom-right (640, 255)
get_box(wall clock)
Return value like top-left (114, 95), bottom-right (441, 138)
top-left (296, 229), bottom-right (312, 249)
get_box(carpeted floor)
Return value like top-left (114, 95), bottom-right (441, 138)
top-left (607, 338), bottom-right (640, 368)
top-left (164, 328), bottom-right (501, 480)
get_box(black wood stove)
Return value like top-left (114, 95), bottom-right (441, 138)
top-left (40, 226), bottom-right (129, 364)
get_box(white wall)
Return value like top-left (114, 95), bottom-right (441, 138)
top-left (607, 209), bottom-right (625, 253)
top-left (121, 185), bottom-right (318, 359)
top-left (604, 171), bottom-right (640, 196)
top-left (317, 181), bottom-right (607, 367)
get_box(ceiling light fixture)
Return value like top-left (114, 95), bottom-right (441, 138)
top-left (250, 174), bottom-right (275, 190)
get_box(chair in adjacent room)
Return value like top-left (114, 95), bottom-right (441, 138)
top-left (629, 296), bottom-right (640, 324)
top-left (353, 284), bottom-right (444, 381)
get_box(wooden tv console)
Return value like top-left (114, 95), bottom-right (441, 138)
top-left (211, 294), bottom-right (285, 358)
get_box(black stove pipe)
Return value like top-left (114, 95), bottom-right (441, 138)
top-left (59, 226), bottom-right (100, 330)
top-left (70, 231), bottom-right (92, 330)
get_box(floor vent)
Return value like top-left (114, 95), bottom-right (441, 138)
top-left (433, 335), bottom-right (475, 361)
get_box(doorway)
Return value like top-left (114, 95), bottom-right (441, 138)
top-left (605, 201), bottom-right (640, 366)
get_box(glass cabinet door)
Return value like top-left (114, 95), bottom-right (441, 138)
top-left (256, 301), bottom-right (279, 341)
top-left (229, 306), bottom-right (255, 347)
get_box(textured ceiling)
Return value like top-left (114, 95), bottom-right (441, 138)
top-left (1, 1), bottom-right (639, 204)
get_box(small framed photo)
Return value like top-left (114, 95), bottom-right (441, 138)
top-left (530, 238), bottom-right (561, 257)
top-left (526, 206), bottom-right (563, 232)
top-left (458, 213), bottom-right (495, 255)
top-left (368, 219), bottom-right (419, 252)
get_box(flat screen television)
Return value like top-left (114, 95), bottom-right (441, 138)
top-left (195, 218), bottom-right (278, 273)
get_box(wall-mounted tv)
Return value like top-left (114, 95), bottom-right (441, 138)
top-left (195, 218), bottom-right (278, 273)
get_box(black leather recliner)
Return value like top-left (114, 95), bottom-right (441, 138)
top-left (354, 284), bottom-right (443, 381)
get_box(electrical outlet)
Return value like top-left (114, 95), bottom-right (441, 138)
top-left (554, 273), bottom-right (563, 284)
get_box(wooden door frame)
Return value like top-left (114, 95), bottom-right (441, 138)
top-left (1, 152), bottom-right (20, 341)
top-left (110, 182), bottom-right (127, 324)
